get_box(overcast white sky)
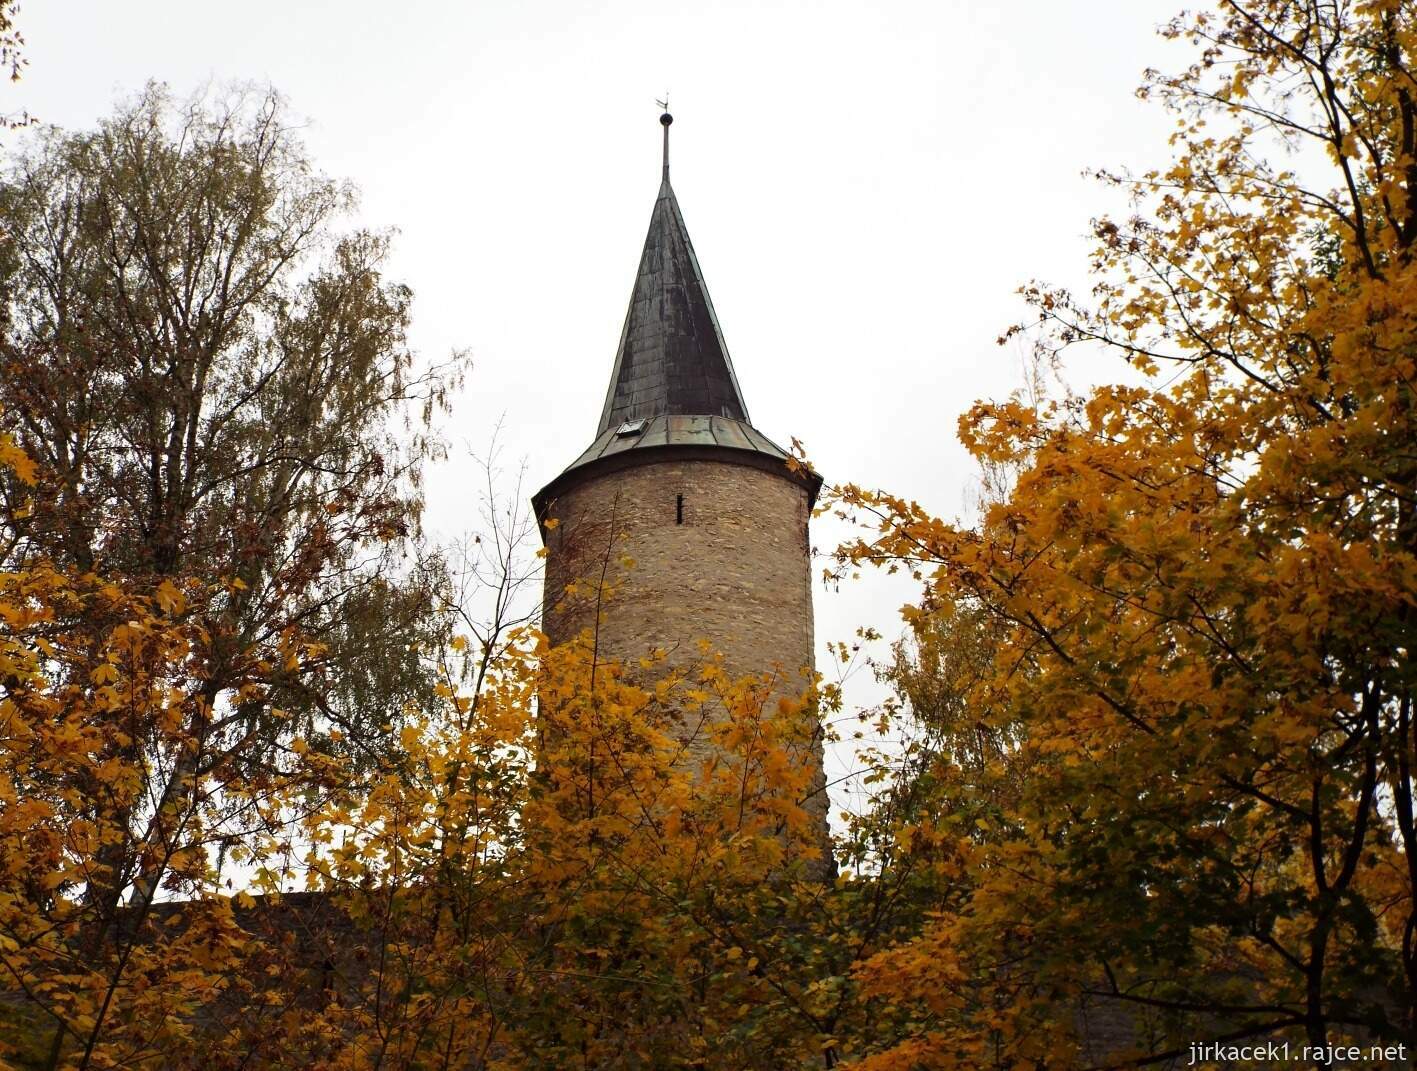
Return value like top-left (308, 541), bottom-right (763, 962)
top-left (14, 0), bottom-right (1190, 802)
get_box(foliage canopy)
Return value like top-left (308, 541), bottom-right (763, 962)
top-left (832, 0), bottom-right (1417, 1065)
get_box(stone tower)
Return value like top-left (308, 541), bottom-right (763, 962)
top-left (532, 111), bottom-right (827, 835)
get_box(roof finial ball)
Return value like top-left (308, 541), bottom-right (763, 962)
top-left (660, 111), bottom-right (673, 126)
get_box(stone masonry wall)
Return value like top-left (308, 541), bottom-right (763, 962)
top-left (540, 455), bottom-right (830, 855)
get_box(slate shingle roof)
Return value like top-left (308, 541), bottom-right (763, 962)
top-left (596, 177), bottom-right (749, 435)
top-left (533, 132), bottom-right (822, 518)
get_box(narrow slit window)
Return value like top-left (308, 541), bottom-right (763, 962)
top-left (676, 494), bottom-right (684, 525)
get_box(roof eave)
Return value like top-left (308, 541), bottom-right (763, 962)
top-left (532, 443), bottom-right (823, 542)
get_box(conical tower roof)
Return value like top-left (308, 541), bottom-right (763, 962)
top-left (597, 175), bottom-right (749, 434)
top-left (533, 111), bottom-right (821, 519)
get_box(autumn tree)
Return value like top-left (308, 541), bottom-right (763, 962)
top-left (245, 608), bottom-right (847, 1070)
top-left (0, 0), bottom-right (20, 85)
top-left (0, 0), bottom-right (23, 130)
top-left (830, 1), bottom-right (1416, 1067)
top-left (0, 84), bottom-right (461, 1067)
top-left (0, 435), bottom-right (341, 1070)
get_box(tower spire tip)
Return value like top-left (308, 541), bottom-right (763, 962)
top-left (656, 96), bottom-right (672, 181)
